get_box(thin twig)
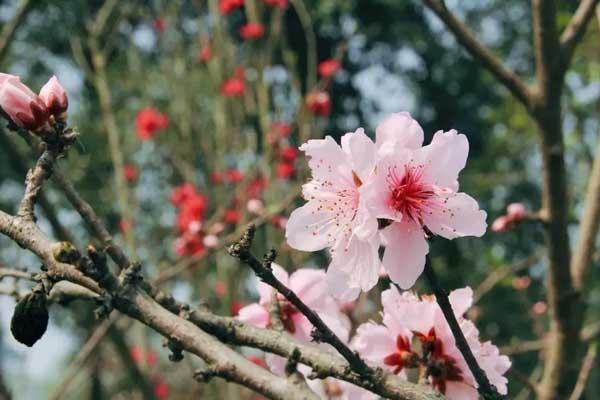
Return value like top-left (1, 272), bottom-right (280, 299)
top-left (421, 0), bottom-right (531, 108)
top-left (568, 342), bottom-right (597, 400)
top-left (423, 257), bottom-right (504, 399)
top-left (228, 225), bottom-right (373, 376)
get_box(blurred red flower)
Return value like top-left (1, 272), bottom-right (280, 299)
top-left (153, 18), bottom-right (165, 33)
top-left (221, 69), bottom-right (246, 97)
top-left (305, 91), bottom-right (331, 116)
top-left (170, 183), bottom-right (197, 208)
top-left (318, 59), bottom-right (341, 78)
top-left (280, 146), bottom-right (298, 162)
top-left (224, 210), bottom-right (241, 224)
top-left (276, 162), bottom-right (295, 179)
top-left (263, 0), bottom-right (288, 8)
top-left (174, 231), bottom-right (205, 256)
top-left (219, 0), bottom-right (244, 15)
top-left (270, 122), bottom-right (292, 138)
top-left (240, 23), bottom-right (265, 40)
top-left (135, 107), bottom-right (169, 140)
top-left (198, 45), bottom-right (212, 62)
top-left (123, 164), bottom-right (138, 183)
top-left (226, 168), bottom-right (245, 184)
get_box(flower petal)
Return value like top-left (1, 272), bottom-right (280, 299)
top-left (448, 287), bottom-right (473, 317)
top-left (382, 221), bottom-right (429, 289)
top-left (325, 265), bottom-right (361, 301)
top-left (352, 322), bottom-right (397, 366)
top-left (300, 136), bottom-right (352, 184)
top-left (237, 303), bottom-right (269, 328)
top-left (285, 200), bottom-right (338, 251)
top-left (423, 192), bottom-right (487, 239)
top-left (376, 112), bottom-right (424, 155)
top-left (289, 268), bottom-right (329, 309)
top-left (419, 129), bottom-right (469, 191)
top-left (341, 128), bottom-right (377, 183)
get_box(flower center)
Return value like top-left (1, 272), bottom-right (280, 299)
top-left (386, 165), bottom-right (434, 223)
top-left (415, 328), bottom-right (464, 395)
top-left (383, 335), bottom-right (419, 374)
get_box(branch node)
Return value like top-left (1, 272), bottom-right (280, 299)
top-left (285, 348), bottom-right (301, 376)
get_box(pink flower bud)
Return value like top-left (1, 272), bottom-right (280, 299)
top-left (209, 222), bottom-right (225, 235)
top-left (506, 202), bottom-right (527, 221)
top-left (531, 301), bottom-right (547, 316)
top-left (0, 77), bottom-right (49, 130)
top-left (203, 234), bottom-right (219, 248)
top-left (246, 198), bottom-right (264, 215)
top-left (512, 276), bottom-right (531, 290)
top-left (39, 76), bottom-right (69, 116)
top-left (491, 215), bottom-right (510, 232)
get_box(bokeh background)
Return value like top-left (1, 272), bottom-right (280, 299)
top-left (0, 0), bottom-right (599, 399)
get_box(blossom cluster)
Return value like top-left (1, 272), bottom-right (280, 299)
top-left (353, 287), bottom-right (510, 398)
top-left (0, 73), bottom-right (68, 131)
top-left (286, 112), bottom-right (487, 299)
top-left (238, 263), bottom-right (509, 399)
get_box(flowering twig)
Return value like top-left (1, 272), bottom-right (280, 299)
top-left (228, 224), bottom-right (373, 376)
top-left (423, 256), bottom-right (505, 400)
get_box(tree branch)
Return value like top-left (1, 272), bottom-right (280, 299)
top-left (421, 0), bottom-right (532, 108)
top-left (570, 132), bottom-right (600, 289)
top-left (0, 0), bottom-right (33, 63)
top-left (559, 0), bottom-right (600, 71)
top-left (423, 257), bottom-right (504, 400)
top-left (228, 225), bottom-right (372, 375)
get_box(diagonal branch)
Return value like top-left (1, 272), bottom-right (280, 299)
top-left (421, 0), bottom-right (532, 108)
top-left (423, 257), bottom-right (505, 400)
top-left (228, 225), bottom-right (372, 375)
top-left (559, 0), bottom-right (600, 70)
top-left (0, 0), bottom-right (33, 62)
top-left (570, 132), bottom-right (600, 289)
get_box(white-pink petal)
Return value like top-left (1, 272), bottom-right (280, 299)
top-left (375, 112), bottom-right (424, 155)
top-left (422, 192), bottom-right (487, 240)
top-left (419, 129), bottom-right (469, 191)
top-left (236, 303), bottom-right (269, 328)
top-left (382, 221), bottom-right (429, 289)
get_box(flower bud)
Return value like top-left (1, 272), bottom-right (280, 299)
top-left (39, 76), bottom-right (69, 116)
top-left (506, 202), bottom-right (527, 221)
top-left (10, 289), bottom-right (49, 347)
top-left (0, 77), bottom-right (49, 131)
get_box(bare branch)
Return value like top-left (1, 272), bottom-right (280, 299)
top-left (421, 0), bottom-right (532, 108)
top-left (228, 225), bottom-right (372, 375)
top-left (571, 133), bottom-right (600, 289)
top-left (568, 342), bottom-right (598, 400)
top-left (0, 0), bottom-right (33, 62)
top-left (559, 0), bottom-right (600, 70)
top-left (17, 149), bottom-right (58, 220)
top-left (423, 257), bottom-right (504, 399)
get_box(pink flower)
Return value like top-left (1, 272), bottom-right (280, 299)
top-left (270, 122), bottom-right (292, 138)
top-left (318, 59), bottom-right (341, 78)
top-left (531, 301), bottom-right (547, 315)
top-left (491, 215), bottom-right (510, 232)
top-left (237, 264), bottom-right (349, 361)
top-left (38, 76), bottom-right (68, 116)
top-left (353, 287), bottom-right (510, 399)
top-left (239, 23), bottom-right (265, 40)
top-left (203, 234), bottom-right (219, 248)
top-left (0, 76), bottom-right (49, 130)
top-left (135, 107), bottom-right (168, 140)
top-left (506, 202), bottom-right (526, 221)
top-left (361, 116), bottom-right (486, 288)
top-left (247, 198), bottom-right (264, 215)
top-left (285, 130), bottom-right (381, 300)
